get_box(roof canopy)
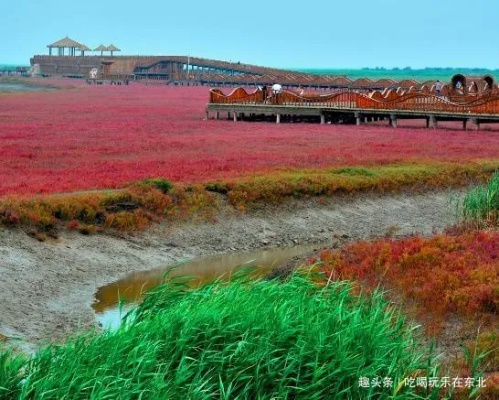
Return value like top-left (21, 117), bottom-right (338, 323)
top-left (94, 44), bottom-right (107, 51)
top-left (48, 36), bottom-right (86, 49)
top-left (106, 44), bottom-right (120, 51)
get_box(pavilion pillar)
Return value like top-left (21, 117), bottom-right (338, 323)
top-left (276, 114), bottom-right (281, 124)
top-left (320, 114), bottom-right (325, 124)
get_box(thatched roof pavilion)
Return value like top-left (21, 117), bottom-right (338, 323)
top-left (78, 44), bottom-right (91, 56)
top-left (106, 44), bottom-right (121, 56)
top-left (94, 44), bottom-right (107, 56)
top-left (47, 36), bottom-right (88, 56)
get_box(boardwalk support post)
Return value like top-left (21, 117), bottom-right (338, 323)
top-left (276, 113), bottom-right (281, 124)
top-left (320, 114), bottom-right (325, 124)
top-left (216, 111), bottom-right (219, 120)
top-left (390, 114), bottom-right (397, 128)
top-left (233, 112), bottom-right (237, 122)
top-left (355, 112), bottom-right (361, 126)
top-left (427, 115), bottom-right (436, 129)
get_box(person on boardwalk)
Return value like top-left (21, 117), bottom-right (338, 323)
top-left (435, 80), bottom-right (444, 96)
top-left (261, 85), bottom-right (267, 103)
top-left (271, 83), bottom-right (282, 104)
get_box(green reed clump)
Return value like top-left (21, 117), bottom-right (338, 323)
top-left (1, 271), bottom-right (442, 399)
top-left (462, 171), bottom-right (499, 227)
top-left (0, 351), bottom-right (25, 398)
top-left (139, 178), bottom-right (174, 194)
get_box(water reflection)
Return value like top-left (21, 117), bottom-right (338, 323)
top-left (93, 243), bottom-right (321, 329)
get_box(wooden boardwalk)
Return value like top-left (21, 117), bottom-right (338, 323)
top-left (0, 67), bottom-right (29, 76)
top-left (206, 87), bottom-right (499, 129)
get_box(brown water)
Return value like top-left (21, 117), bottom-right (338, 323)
top-left (93, 243), bottom-right (323, 328)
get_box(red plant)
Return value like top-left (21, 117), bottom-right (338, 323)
top-left (317, 231), bottom-right (499, 331)
top-left (1, 84), bottom-right (499, 197)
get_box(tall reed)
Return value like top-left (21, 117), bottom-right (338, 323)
top-left (462, 171), bottom-right (499, 227)
top-left (1, 271), bottom-right (442, 399)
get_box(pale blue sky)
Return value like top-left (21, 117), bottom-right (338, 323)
top-left (1, 0), bottom-right (498, 69)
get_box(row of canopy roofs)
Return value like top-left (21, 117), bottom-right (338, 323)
top-left (47, 36), bottom-right (121, 56)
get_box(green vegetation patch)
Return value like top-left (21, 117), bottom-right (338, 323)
top-left (335, 167), bottom-right (377, 177)
top-left (462, 171), bottom-right (499, 227)
top-left (1, 271), bottom-right (441, 399)
top-left (139, 177), bottom-right (174, 194)
top-left (224, 161), bottom-right (499, 208)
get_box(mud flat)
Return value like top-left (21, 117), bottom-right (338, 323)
top-left (0, 82), bottom-right (56, 93)
top-left (0, 189), bottom-right (464, 352)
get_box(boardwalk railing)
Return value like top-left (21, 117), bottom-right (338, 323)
top-left (209, 87), bottom-right (499, 115)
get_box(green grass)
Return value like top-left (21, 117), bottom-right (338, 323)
top-left (0, 270), bottom-right (445, 399)
top-left (462, 171), bottom-right (499, 227)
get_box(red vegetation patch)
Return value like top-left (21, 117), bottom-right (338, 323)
top-left (1, 83), bottom-right (499, 196)
top-left (317, 231), bottom-right (498, 332)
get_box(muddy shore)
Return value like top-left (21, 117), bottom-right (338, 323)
top-left (0, 189), bottom-right (464, 352)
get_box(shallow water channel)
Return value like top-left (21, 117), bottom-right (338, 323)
top-left (93, 243), bottom-right (323, 329)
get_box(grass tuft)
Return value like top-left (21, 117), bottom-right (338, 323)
top-left (1, 271), bottom-right (443, 399)
top-left (462, 171), bottom-right (499, 227)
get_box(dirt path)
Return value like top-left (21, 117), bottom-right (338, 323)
top-left (0, 189), bottom-right (464, 352)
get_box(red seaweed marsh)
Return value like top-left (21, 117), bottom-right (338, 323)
top-left (0, 78), bottom-right (497, 399)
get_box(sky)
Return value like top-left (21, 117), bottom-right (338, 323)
top-left (1, 0), bottom-right (498, 69)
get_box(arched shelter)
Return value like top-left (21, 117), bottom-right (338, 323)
top-left (450, 74), bottom-right (495, 95)
top-left (47, 36), bottom-right (86, 56)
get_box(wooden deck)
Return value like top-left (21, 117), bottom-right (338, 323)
top-left (206, 87), bottom-right (499, 129)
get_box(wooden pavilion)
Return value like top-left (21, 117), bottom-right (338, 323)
top-left (47, 36), bottom-right (88, 56)
top-left (79, 44), bottom-right (92, 56)
top-left (106, 44), bottom-right (121, 57)
top-left (94, 44), bottom-right (107, 56)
